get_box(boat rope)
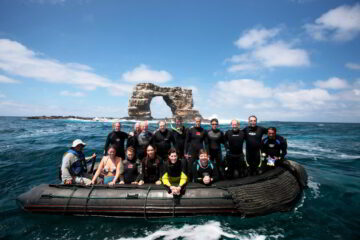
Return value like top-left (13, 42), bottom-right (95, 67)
top-left (85, 185), bottom-right (95, 215)
top-left (143, 186), bottom-right (151, 220)
top-left (63, 186), bottom-right (77, 215)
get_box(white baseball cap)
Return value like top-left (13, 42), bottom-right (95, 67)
top-left (72, 139), bottom-right (86, 147)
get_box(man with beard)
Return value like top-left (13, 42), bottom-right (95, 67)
top-left (243, 115), bottom-right (267, 175)
top-left (224, 120), bottom-right (246, 179)
top-left (104, 122), bottom-right (128, 159)
top-left (261, 127), bottom-right (287, 168)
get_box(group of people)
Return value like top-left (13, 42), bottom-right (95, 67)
top-left (60, 115), bottom-right (287, 195)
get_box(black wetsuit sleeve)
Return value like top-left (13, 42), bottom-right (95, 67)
top-left (212, 164), bottom-right (219, 183)
top-left (280, 137), bottom-right (287, 160)
top-left (184, 129), bottom-right (191, 154)
top-left (136, 160), bottom-right (144, 182)
top-left (192, 163), bottom-right (202, 183)
top-left (104, 132), bottom-right (112, 155)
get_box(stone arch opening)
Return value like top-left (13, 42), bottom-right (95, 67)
top-left (128, 83), bottom-right (202, 120)
top-left (150, 96), bottom-right (173, 119)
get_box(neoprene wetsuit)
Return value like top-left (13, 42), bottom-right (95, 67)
top-left (104, 131), bottom-right (129, 159)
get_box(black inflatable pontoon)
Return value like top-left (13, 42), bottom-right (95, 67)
top-left (16, 160), bottom-right (307, 218)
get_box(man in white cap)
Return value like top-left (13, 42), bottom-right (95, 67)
top-left (61, 139), bottom-right (96, 185)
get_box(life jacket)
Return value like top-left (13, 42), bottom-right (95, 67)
top-left (59, 149), bottom-right (87, 180)
top-left (196, 160), bottom-right (214, 171)
top-left (263, 137), bottom-right (281, 145)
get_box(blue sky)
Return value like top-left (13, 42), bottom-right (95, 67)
top-left (0, 0), bottom-right (360, 122)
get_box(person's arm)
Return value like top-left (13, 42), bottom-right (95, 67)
top-left (104, 133), bottom-right (112, 155)
top-left (61, 153), bottom-right (73, 183)
top-left (211, 164), bottom-right (219, 183)
top-left (161, 172), bottom-right (171, 187)
top-left (184, 128), bottom-right (191, 156)
top-left (179, 172), bottom-right (188, 187)
top-left (89, 158), bottom-right (105, 185)
top-left (136, 160), bottom-right (144, 185)
top-left (192, 163), bottom-right (202, 183)
top-left (280, 137), bottom-right (287, 160)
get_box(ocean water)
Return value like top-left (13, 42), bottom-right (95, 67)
top-left (0, 117), bottom-right (359, 240)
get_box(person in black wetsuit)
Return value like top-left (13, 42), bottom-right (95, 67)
top-left (224, 120), bottom-right (246, 179)
top-left (137, 144), bottom-right (162, 185)
top-left (135, 121), bottom-right (153, 161)
top-left (171, 116), bottom-right (187, 159)
top-left (119, 146), bottom-right (142, 184)
top-left (243, 115), bottom-right (267, 175)
top-left (126, 122), bottom-right (141, 156)
top-left (151, 120), bottom-right (175, 162)
top-left (261, 127), bottom-right (287, 168)
top-left (104, 122), bottom-right (128, 159)
top-left (206, 118), bottom-right (226, 177)
top-left (192, 149), bottom-right (219, 185)
top-left (184, 117), bottom-right (207, 179)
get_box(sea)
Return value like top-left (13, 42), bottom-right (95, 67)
top-left (0, 116), bottom-right (359, 240)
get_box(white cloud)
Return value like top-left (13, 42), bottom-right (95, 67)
top-left (122, 64), bottom-right (173, 84)
top-left (227, 63), bottom-right (258, 72)
top-left (0, 75), bottom-right (20, 83)
top-left (234, 27), bottom-right (280, 49)
top-left (314, 77), bottom-right (349, 89)
top-left (304, 3), bottom-right (360, 41)
top-left (345, 62), bottom-right (360, 70)
top-left (253, 41), bottom-right (310, 67)
top-left (60, 90), bottom-right (85, 97)
top-left (0, 93), bottom-right (5, 98)
top-left (0, 39), bottom-right (133, 95)
top-left (226, 27), bottom-right (310, 73)
top-left (215, 79), bottom-right (272, 105)
top-left (275, 88), bottom-right (334, 110)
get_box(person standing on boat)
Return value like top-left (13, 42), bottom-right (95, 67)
top-left (192, 149), bottom-right (219, 185)
top-left (136, 121), bottom-right (153, 161)
top-left (151, 120), bottom-right (175, 163)
top-left (184, 117), bottom-right (208, 179)
top-left (119, 146), bottom-right (142, 184)
top-left (61, 139), bottom-right (96, 185)
top-left (224, 120), bottom-right (246, 179)
top-left (171, 116), bottom-right (187, 159)
top-left (88, 145), bottom-right (123, 186)
top-left (243, 115), bottom-right (267, 175)
top-left (206, 118), bottom-right (226, 178)
top-left (127, 122), bottom-right (141, 156)
top-left (261, 127), bottom-right (287, 168)
top-left (161, 148), bottom-right (188, 195)
top-left (104, 122), bottom-right (128, 160)
top-left (138, 144), bottom-right (162, 185)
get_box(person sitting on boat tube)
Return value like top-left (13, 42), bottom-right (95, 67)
top-left (137, 144), bottom-right (162, 185)
top-left (261, 127), bottom-right (287, 168)
top-left (61, 139), bottom-right (96, 185)
top-left (87, 145), bottom-right (124, 186)
top-left (161, 148), bottom-right (188, 195)
top-left (192, 149), bottom-right (219, 185)
top-left (119, 146), bottom-right (142, 184)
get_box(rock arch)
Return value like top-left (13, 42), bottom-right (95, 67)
top-left (128, 83), bottom-right (202, 120)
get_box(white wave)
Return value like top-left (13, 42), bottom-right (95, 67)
top-left (307, 177), bottom-right (321, 199)
top-left (117, 221), bottom-right (271, 240)
top-left (338, 153), bottom-right (360, 159)
top-left (287, 150), bottom-right (318, 157)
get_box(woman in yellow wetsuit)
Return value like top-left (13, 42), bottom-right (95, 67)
top-left (161, 148), bottom-right (188, 195)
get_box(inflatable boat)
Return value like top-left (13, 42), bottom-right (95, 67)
top-left (16, 160), bottom-right (307, 218)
